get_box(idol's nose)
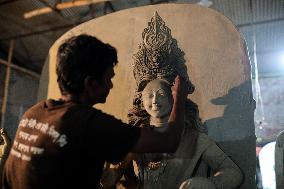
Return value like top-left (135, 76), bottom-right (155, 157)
top-left (152, 93), bottom-right (158, 104)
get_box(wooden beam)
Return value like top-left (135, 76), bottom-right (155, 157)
top-left (38, 0), bottom-right (67, 20)
top-left (0, 0), bottom-right (19, 6)
top-left (0, 40), bottom-right (14, 129)
top-left (0, 22), bottom-right (79, 41)
top-left (0, 59), bottom-right (40, 79)
top-left (24, 0), bottom-right (113, 19)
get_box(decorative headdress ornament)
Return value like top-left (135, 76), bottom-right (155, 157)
top-left (133, 11), bottom-right (194, 93)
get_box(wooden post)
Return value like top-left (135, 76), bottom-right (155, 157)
top-left (0, 39), bottom-right (14, 129)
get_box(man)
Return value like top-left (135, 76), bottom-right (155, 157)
top-left (2, 34), bottom-right (186, 189)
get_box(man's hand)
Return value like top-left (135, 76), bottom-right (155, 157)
top-left (171, 75), bottom-right (188, 101)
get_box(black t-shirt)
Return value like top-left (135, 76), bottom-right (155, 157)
top-left (3, 99), bottom-right (141, 189)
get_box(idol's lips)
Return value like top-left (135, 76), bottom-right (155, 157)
top-left (152, 104), bottom-right (161, 110)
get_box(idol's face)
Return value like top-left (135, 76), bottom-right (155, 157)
top-left (142, 79), bottom-right (173, 118)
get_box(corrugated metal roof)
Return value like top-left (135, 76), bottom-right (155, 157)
top-left (0, 0), bottom-right (283, 75)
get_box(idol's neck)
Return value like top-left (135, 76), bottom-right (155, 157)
top-left (150, 116), bottom-right (170, 132)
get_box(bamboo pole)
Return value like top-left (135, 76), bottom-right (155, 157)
top-left (0, 40), bottom-right (14, 129)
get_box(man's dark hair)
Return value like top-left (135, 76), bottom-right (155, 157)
top-left (56, 34), bottom-right (118, 95)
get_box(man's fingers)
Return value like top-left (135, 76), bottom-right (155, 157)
top-left (173, 75), bottom-right (181, 90)
top-left (173, 75), bottom-right (187, 94)
top-left (174, 75), bottom-right (181, 85)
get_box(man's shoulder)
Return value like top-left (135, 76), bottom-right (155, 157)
top-left (22, 100), bottom-right (46, 116)
top-left (22, 99), bottom-right (99, 118)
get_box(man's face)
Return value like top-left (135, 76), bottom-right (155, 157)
top-left (96, 66), bottom-right (115, 103)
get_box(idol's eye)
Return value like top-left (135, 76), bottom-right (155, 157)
top-left (148, 93), bottom-right (154, 98)
top-left (157, 89), bottom-right (166, 97)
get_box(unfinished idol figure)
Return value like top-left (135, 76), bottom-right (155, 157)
top-left (100, 12), bottom-right (243, 189)
top-left (126, 12), bottom-right (243, 189)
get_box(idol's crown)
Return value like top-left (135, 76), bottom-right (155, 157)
top-left (133, 11), bottom-right (194, 93)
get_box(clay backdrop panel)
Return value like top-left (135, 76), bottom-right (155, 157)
top-left (38, 4), bottom-right (255, 188)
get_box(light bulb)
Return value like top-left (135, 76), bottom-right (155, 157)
top-left (197, 0), bottom-right (213, 7)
